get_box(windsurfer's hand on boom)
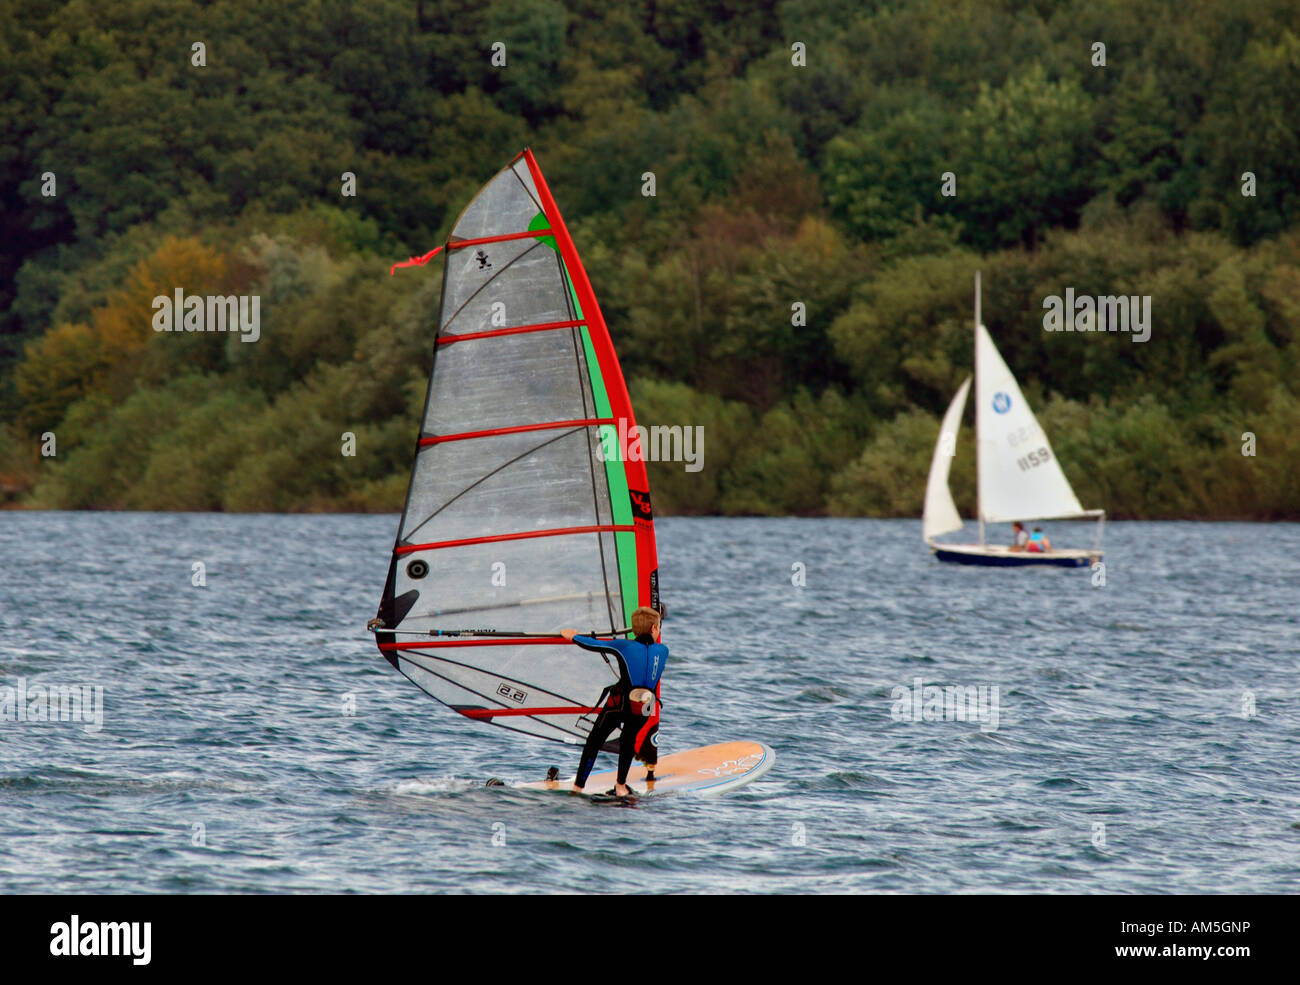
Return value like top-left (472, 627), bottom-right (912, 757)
top-left (558, 628), bottom-right (578, 641)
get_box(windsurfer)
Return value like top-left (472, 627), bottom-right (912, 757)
top-left (560, 606), bottom-right (667, 797)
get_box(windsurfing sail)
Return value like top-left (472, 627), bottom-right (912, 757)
top-left (974, 322), bottom-right (1090, 524)
top-left (371, 149), bottom-right (660, 749)
top-left (922, 376), bottom-right (970, 541)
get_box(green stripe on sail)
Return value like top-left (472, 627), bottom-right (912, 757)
top-left (531, 211), bottom-right (639, 630)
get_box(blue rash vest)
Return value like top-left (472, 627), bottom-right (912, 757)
top-left (572, 635), bottom-right (668, 691)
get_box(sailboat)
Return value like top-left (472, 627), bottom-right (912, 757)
top-left (923, 273), bottom-right (1104, 568)
top-left (368, 150), bottom-right (773, 793)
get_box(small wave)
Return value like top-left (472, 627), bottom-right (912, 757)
top-left (389, 777), bottom-right (481, 796)
top-left (826, 771), bottom-right (874, 788)
top-left (995, 819), bottom-right (1046, 832)
top-left (1036, 777), bottom-right (1089, 790)
top-left (797, 771), bottom-right (897, 791)
top-left (793, 685), bottom-right (851, 704)
top-left (0, 770), bottom-right (256, 796)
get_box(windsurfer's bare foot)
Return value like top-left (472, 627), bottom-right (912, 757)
top-left (570, 785), bottom-right (583, 794)
top-left (615, 784), bottom-right (631, 797)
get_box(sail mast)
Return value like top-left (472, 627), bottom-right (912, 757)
top-left (974, 271), bottom-right (985, 547)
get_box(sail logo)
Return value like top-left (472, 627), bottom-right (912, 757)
top-left (0, 678), bottom-right (103, 732)
top-left (151, 289), bottom-right (261, 342)
top-left (49, 915), bottom-right (151, 965)
top-left (1042, 288), bottom-right (1152, 343)
top-left (890, 678), bottom-right (1000, 732)
top-left (629, 489), bottom-right (654, 526)
top-left (497, 683), bottom-right (527, 703)
top-left (992, 392), bottom-right (1012, 414)
top-left (598, 419), bottom-right (704, 472)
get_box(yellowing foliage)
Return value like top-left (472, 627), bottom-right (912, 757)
top-left (15, 237), bottom-right (231, 434)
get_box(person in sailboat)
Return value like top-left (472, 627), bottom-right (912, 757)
top-left (1025, 526), bottom-right (1052, 553)
top-left (1010, 521), bottom-right (1029, 552)
top-left (559, 606), bottom-right (667, 798)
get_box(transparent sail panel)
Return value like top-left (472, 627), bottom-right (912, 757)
top-left (448, 163), bottom-right (544, 241)
top-left (439, 240), bottom-right (573, 335)
top-left (394, 531), bottom-right (625, 632)
top-left (396, 649), bottom-right (620, 745)
top-left (402, 429), bottom-right (614, 546)
top-left (422, 331), bottom-right (595, 437)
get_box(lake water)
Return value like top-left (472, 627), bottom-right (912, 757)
top-left (1, 513), bottom-right (1297, 893)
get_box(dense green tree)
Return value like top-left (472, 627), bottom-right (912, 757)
top-left (950, 66), bottom-right (1096, 250)
top-left (824, 87), bottom-right (954, 243)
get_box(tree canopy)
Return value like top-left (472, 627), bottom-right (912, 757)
top-left (2, 0), bottom-right (1297, 518)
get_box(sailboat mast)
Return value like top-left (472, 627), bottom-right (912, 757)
top-left (975, 271), bottom-right (985, 547)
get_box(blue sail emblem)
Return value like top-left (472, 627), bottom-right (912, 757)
top-left (992, 392), bottom-right (1012, 414)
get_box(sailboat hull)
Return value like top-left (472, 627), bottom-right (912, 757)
top-left (929, 543), bottom-right (1099, 568)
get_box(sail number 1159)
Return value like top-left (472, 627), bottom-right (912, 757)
top-left (1016, 447), bottom-right (1051, 471)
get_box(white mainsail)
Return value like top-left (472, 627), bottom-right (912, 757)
top-left (922, 376), bottom-right (970, 541)
top-left (974, 323), bottom-right (1088, 523)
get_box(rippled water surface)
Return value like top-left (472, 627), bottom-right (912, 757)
top-left (1, 514), bottom-right (1297, 893)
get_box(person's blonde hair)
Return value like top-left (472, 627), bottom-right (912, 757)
top-left (630, 606), bottom-right (660, 636)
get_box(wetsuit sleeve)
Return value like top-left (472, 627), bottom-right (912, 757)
top-left (572, 636), bottom-right (630, 686)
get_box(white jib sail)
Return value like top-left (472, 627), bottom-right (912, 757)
top-left (923, 376), bottom-right (970, 541)
top-left (974, 323), bottom-right (1086, 523)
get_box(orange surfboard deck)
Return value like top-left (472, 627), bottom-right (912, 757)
top-left (516, 740), bottom-right (775, 797)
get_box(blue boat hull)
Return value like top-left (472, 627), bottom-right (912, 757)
top-left (932, 547), bottom-right (1093, 568)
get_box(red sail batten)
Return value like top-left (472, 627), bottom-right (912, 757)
top-left (381, 638), bottom-right (568, 651)
top-left (437, 318), bottom-right (587, 347)
top-left (396, 524), bottom-right (636, 555)
top-left (420, 418), bottom-right (615, 446)
top-left (391, 230), bottom-right (555, 277)
top-left (447, 229), bottom-right (554, 249)
top-left (457, 705), bottom-right (600, 719)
